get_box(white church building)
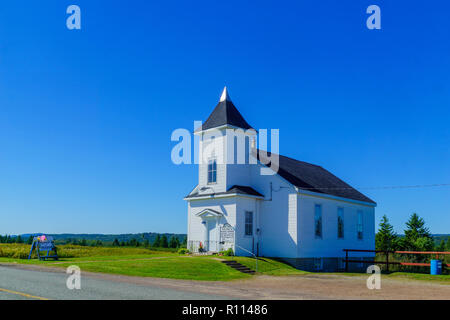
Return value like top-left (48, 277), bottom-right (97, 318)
top-left (185, 88), bottom-right (376, 271)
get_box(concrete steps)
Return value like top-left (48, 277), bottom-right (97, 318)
top-left (221, 260), bottom-right (256, 274)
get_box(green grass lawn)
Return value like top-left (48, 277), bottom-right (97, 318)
top-left (385, 272), bottom-right (450, 284)
top-left (1, 244), bottom-right (448, 283)
top-left (0, 244), bottom-right (306, 280)
top-left (221, 256), bottom-right (309, 276)
top-left (53, 256), bottom-right (251, 281)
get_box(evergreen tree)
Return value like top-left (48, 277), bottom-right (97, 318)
top-left (375, 215), bottom-right (398, 251)
top-left (169, 236), bottom-right (177, 248)
top-left (143, 239), bottom-right (150, 248)
top-left (112, 238), bottom-right (120, 246)
top-left (182, 236), bottom-right (187, 247)
top-left (160, 235), bottom-right (168, 248)
top-left (27, 236), bottom-right (33, 245)
top-left (153, 234), bottom-right (161, 247)
top-left (16, 235), bottom-right (24, 244)
top-left (80, 238), bottom-right (87, 246)
top-left (437, 239), bottom-right (446, 252)
top-left (401, 213), bottom-right (433, 251)
top-left (446, 238), bottom-right (450, 251)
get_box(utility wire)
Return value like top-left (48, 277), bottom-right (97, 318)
top-left (299, 183), bottom-right (450, 191)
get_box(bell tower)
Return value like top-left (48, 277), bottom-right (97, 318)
top-left (195, 87), bottom-right (256, 195)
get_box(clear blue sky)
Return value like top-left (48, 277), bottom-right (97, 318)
top-left (0, 1), bottom-right (449, 235)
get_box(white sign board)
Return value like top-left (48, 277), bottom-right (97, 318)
top-left (220, 223), bottom-right (235, 243)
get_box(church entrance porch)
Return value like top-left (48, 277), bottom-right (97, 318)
top-left (191, 208), bottom-right (224, 253)
top-left (207, 220), bottom-right (218, 252)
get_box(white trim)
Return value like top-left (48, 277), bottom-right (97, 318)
top-left (185, 193), bottom-right (264, 201)
top-left (195, 208), bottom-right (223, 217)
top-left (195, 124), bottom-right (257, 135)
top-left (297, 189), bottom-right (376, 207)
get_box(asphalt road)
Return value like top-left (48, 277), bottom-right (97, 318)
top-left (0, 265), bottom-right (233, 300)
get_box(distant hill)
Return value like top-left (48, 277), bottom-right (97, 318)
top-left (394, 234), bottom-right (449, 245)
top-left (432, 234), bottom-right (450, 244)
top-left (11, 232), bottom-right (448, 245)
top-left (18, 232), bottom-right (186, 244)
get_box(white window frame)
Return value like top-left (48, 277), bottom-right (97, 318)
top-left (207, 158), bottom-right (217, 184)
top-left (244, 211), bottom-right (253, 236)
top-left (357, 210), bottom-right (363, 240)
top-left (314, 204), bottom-right (322, 239)
top-left (337, 207), bottom-right (344, 239)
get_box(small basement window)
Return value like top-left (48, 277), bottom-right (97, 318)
top-left (313, 258), bottom-right (323, 271)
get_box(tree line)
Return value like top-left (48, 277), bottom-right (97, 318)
top-left (376, 212), bottom-right (450, 252)
top-left (111, 234), bottom-right (187, 248)
top-left (0, 235), bottom-right (33, 244)
top-left (0, 234), bottom-right (187, 249)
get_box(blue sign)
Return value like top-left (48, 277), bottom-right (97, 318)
top-left (28, 235), bottom-right (59, 261)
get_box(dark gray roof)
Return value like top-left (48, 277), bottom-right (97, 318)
top-left (195, 99), bottom-right (253, 132)
top-left (253, 149), bottom-right (376, 204)
top-left (186, 185), bottom-right (263, 199)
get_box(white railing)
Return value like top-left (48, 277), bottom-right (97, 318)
top-left (188, 240), bottom-right (232, 253)
top-left (234, 244), bottom-right (258, 273)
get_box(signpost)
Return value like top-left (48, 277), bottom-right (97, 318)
top-left (220, 223), bottom-right (235, 243)
top-left (28, 235), bottom-right (59, 260)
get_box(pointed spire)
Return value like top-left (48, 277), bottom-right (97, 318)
top-left (219, 86), bottom-right (231, 102)
top-left (195, 86), bottom-right (253, 132)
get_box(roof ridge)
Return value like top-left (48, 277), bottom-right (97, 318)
top-left (253, 149), bottom-right (376, 204)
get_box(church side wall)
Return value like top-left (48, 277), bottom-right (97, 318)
top-left (249, 165), bottom-right (299, 258)
top-left (234, 196), bottom-right (258, 256)
top-left (294, 193), bottom-right (375, 271)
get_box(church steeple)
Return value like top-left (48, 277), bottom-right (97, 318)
top-left (195, 87), bottom-right (253, 132)
top-left (219, 86), bottom-right (230, 102)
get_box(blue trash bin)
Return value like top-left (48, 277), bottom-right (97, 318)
top-left (430, 260), bottom-right (442, 275)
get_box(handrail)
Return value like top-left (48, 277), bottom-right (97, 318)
top-left (395, 251), bottom-right (450, 255)
top-left (234, 244), bottom-right (258, 273)
top-left (342, 248), bottom-right (450, 272)
top-left (343, 249), bottom-right (450, 255)
top-left (343, 249), bottom-right (393, 253)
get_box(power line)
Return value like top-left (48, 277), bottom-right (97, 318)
top-left (300, 183), bottom-right (450, 191)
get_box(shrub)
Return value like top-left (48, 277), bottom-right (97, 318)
top-left (220, 248), bottom-right (234, 256)
top-left (178, 248), bottom-right (189, 254)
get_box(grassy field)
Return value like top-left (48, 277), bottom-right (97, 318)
top-left (0, 244), bottom-right (307, 280)
top-left (0, 244), bottom-right (449, 283)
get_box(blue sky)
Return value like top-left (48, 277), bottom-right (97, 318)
top-left (0, 1), bottom-right (449, 235)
